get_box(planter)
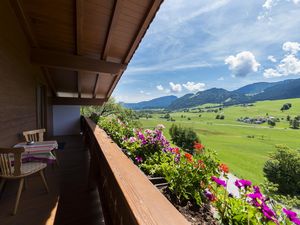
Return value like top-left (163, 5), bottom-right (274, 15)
top-left (148, 176), bottom-right (169, 189)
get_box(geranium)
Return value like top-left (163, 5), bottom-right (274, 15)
top-left (194, 142), bottom-right (205, 151)
top-left (172, 147), bottom-right (180, 155)
top-left (184, 153), bottom-right (193, 162)
top-left (211, 176), bottom-right (227, 187)
top-left (197, 160), bottom-right (206, 169)
top-left (283, 208), bottom-right (300, 225)
top-left (219, 163), bottom-right (229, 173)
top-left (234, 179), bottom-right (252, 189)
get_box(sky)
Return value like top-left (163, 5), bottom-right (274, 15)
top-left (113, 0), bottom-right (300, 103)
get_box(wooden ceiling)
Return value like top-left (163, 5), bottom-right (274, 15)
top-left (9, 0), bottom-right (163, 105)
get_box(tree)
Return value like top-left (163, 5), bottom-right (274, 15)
top-left (287, 115), bottom-right (291, 121)
top-left (216, 115), bottom-right (220, 119)
top-left (169, 124), bottom-right (200, 151)
top-left (268, 119), bottom-right (276, 127)
top-left (281, 103), bottom-right (292, 111)
top-left (219, 115), bottom-right (225, 120)
top-left (263, 146), bottom-right (300, 196)
top-left (290, 119), bottom-right (300, 129)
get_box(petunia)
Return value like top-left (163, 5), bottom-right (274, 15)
top-left (129, 137), bottom-right (137, 143)
top-left (234, 179), bottom-right (252, 189)
top-left (135, 156), bottom-right (143, 164)
top-left (204, 189), bottom-right (217, 202)
top-left (283, 208), bottom-right (300, 225)
top-left (211, 176), bottom-right (227, 187)
top-left (261, 204), bottom-right (278, 224)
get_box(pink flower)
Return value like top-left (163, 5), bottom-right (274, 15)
top-left (135, 156), bottom-right (143, 164)
top-left (234, 179), bottom-right (252, 189)
top-left (211, 176), bottom-right (227, 187)
top-left (283, 208), bottom-right (300, 225)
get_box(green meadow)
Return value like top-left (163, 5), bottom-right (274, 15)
top-left (139, 98), bottom-right (300, 185)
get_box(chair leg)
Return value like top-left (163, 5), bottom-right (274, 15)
top-left (23, 177), bottom-right (28, 191)
top-left (13, 178), bottom-right (24, 215)
top-left (39, 170), bottom-right (49, 193)
top-left (0, 179), bottom-right (6, 195)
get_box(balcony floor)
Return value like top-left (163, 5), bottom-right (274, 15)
top-left (0, 135), bottom-right (105, 225)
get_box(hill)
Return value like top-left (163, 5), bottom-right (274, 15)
top-left (169, 78), bottom-right (300, 110)
top-left (122, 95), bottom-right (177, 110)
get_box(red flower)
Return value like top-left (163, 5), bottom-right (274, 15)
top-left (219, 163), bottom-right (229, 173)
top-left (193, 142), bottom-right (205, 151)
top-left (197, 160), bottom-right (206, 169)
top-left (172, 147), bottom-right (180, 154)
top-left (184, 153), bottom-right (193, 162)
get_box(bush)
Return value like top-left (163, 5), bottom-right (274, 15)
top-left (268, 119), bottom-right (276, 127)
top-left (187, 117), bottom-right (191, 120)
top-left (281, 103), bottom-right (292, 111)
top-left (263, 145), bottom-right (300, 196)
top-left (290, 119), bottom-right (300, 129)
top-left (169, 124), bottom-right (200, 151)
top-left (215, 115), bottom-right (220, 119)
top-left (219, 115), bottom-right (225, 120)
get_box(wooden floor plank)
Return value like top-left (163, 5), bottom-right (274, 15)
top-left (0, 135), bottom-right (105, 225)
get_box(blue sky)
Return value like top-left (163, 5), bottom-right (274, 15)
top-left (113, 0), bottom-right (300, 103)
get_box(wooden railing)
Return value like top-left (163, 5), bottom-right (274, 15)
top-left (82, 117), bottom-right (190, 225)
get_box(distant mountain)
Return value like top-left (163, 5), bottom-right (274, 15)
top-left (168, 78), bottom-right (300, 110)
top-left (168, 88), bottom-right (250, 110)
top-left (234, 82), bottom-right (277, 95)
top-left (122, 78), bottom-right (300, 111)
top-left (122, 95), bottom-right (178, 110)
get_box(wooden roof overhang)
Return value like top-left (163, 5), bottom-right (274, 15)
top-left (10, 0), bottom-right (163, 105)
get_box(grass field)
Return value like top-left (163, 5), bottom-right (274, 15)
top-left (139, 98), bottom-right (300, 185)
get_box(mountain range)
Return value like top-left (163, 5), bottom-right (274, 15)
top-left (122, 78), bottom-right (300, 110)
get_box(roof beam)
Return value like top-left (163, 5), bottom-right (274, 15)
top-left (124, 0), bottom-right (163, 64)
top-left (9, 0), bottom-right (57, 97)
top-left (93, 74), bottom-right (100, 98)
top-left (75, 0), bottom-right (83, 55)
top-left (51, 97), bottom-right (107, 106)
top-left (102, 0), bottom-right (122, 60)
top-left (31, 48), bottom-right (126, 74)
top-left (75, 0), bottom-right (84, 98)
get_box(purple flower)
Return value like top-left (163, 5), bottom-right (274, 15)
top-left (283, 208), bottom-right (300, 225)
top-left (204, 189), bottom-right (217, 201)
top-left (174, 154), bottom-right (181, 163)
top-left (128, 137), bottom-right (136, 143)
top-left (234, 179), bottom-right (252, 189)
top-left (247, 186), bottom-right (265, 207)
top-left (211, 176), bottom-right (227, 187)
top-left (135, 156), bottom-right (143, 164)
top-left (261, 204), bottom-right (278, 224)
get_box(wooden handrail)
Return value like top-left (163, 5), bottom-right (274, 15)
top-left (82, 117), bottom-right (190, 225)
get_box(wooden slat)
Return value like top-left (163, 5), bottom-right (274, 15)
top-left (31, 48), bottom-right (126, 74)
top-left (77, 72), bottom-right (82, 98)
top-left (51, 97), bottom-right (107, 105)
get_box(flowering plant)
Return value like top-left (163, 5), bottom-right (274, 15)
top-left (206, 175), bottom-right (299, 224)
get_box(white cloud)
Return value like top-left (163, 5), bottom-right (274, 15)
top-left (218, 76), bottom-right (225, 81)
top-left (264, 54), bottom-right (300, 78)
top-left (267, 55), bottom-right (277, 62)
top-left (156, 85), bottom-right (164, 91)
top-left (292, 0), bottom-right (300, 5)
top-left (263, 0), bottom-right (276, 9)
top-left (282, 41), bottom-right (300, 54)
top-left (182, 82), bottom-right (206, 92)
top-left (225, 51), bottom-right (260, 77)
top-left (140, 90), bottom-right (144, 94)
top-left (169, 82), bottom-right (182, 92)
top-left (263, 68), bottom-right (281, 78)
